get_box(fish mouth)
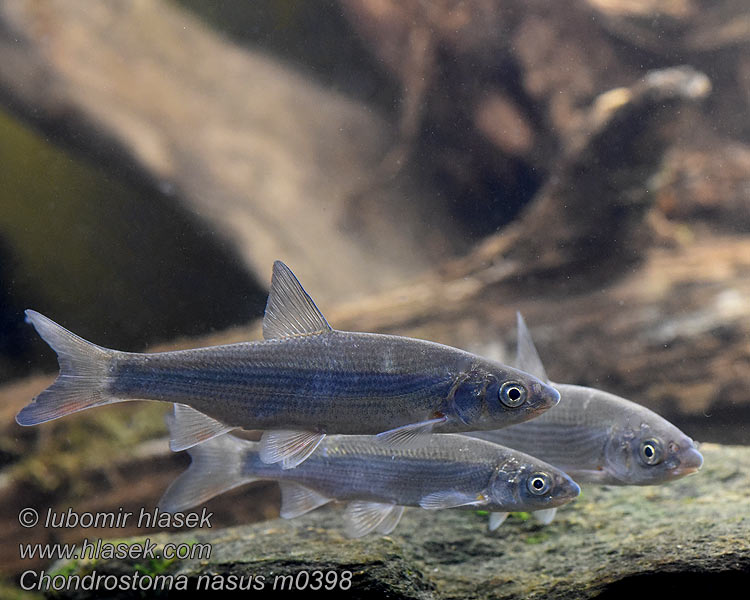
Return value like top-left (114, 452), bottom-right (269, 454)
top-left (671, 447), bottom-right (704, 478)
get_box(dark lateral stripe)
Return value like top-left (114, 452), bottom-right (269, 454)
top-left (110, 362), bottom-right (449, 400)
top-left (246, 453), bottom-right (490, 500)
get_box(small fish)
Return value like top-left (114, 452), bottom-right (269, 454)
top-left (469, 313), bottom-right (704, 525)
top-left (159, 410), bottom-right (580, 537)
top-left (16, 262), bottom-right (560, 468)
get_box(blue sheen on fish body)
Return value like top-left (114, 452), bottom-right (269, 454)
top-left (101, 328), bottom-right (555, 434)
top-left (470, 314), bottom-right (703, 487)
top-left (16, 262), bottom-right (560, 468)
top-left (157, 429), bottom-right (581, 537)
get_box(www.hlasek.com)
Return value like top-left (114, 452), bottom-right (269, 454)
top-left (17, 507), bottom-right (350, 592)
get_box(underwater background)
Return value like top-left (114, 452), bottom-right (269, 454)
top-left (0, 0), bottom-right (748, 597)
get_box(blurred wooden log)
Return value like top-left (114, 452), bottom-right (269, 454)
top-left (323, 68), bottom-right (748, 442)
top-left (328, 234), bottom-right (750, 442)
top-left (340, 0), bottom-right (636, 166)
top-left (2, 2), bottom-right (747, 587)
top-left (0, 0), bottom-right (456, 302)
top-left (452, 67), bottom-right (711, 285)
top-left (1, 38), bottom-right (747, 584)
top-left (340, 0), bottom-right (750, 224)
top-left (585, 0), bottom-right (750, 139)
top-left (655, 143), bottom-right (750, 230)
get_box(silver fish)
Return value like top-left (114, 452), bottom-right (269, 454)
top-left (159, 411), bottom-right (580, 537)
top-left (16, 262), bottom-right (560, 468)
top-left (469, 313), bottom-right (704, 525)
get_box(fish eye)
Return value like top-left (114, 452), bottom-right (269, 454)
top-left (498, 381), bottom-right (527, 408)
top-left (639, 439), bottom-right (664, 466)
top-left (527, 472), bottom-right (551, 495)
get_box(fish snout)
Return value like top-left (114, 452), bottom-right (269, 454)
top-left (549, 472), bottom-right (580, 506)
top-left (561, 475), bottom-right (581, 501)
top-left (535, 383), bottom-right (561, 413)
top-left (673, 446), bottom-right (704, 477)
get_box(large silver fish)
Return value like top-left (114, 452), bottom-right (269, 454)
top-left (16, 262), bottom-right (560, 468)
top-left (469, 313), bottom-right (703, 524)
top-left (159, 419), bottom-right (580, 537)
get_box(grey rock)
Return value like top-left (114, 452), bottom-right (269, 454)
top-left (46, 443), bottom-right (749, 598)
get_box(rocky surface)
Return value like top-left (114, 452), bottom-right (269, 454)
top-left (1, 2), bottom-right (749, 596)
top-left (38, 443), bottom-right (749, 599)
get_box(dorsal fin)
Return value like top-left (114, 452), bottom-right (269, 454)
top-left (262, 261), bottom-right (332, 340)
top-left (515, 312), bottom-right (549, 382)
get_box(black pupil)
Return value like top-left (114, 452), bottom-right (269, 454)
top-left (508, 387), bottom-right (521, 401)
top-left (645, 446), bottom-right (654, 457)
top-left (533, 478), bottom-right (544, 489)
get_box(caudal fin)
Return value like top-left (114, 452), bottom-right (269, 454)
top-left (16, 310), bottom-right (119, 426)
top-left (158, 431), bottom-right (258, 512)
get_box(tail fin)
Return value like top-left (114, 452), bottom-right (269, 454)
top-left (158, 433), bottom-right (258, 512)
top-left (16, 310), bottom-right (119, 426)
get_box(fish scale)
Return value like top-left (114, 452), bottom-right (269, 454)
top-left (17, 261), bottom-right (560, 467)
top-left (472, 413), bottom-right (611, 471)
top-left (158, 431), bottom-right (581, 538)
top-left (256, 438), bottom-right (500, 504)
top-left (469, 314), bottom-right (703, 491)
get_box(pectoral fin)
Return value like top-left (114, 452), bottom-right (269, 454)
top-left (344, 501), bottom-right (402, 538)
top-left (533, 507), bottom-right (557, 525)
top-left (419, 490), bottom-right (489, 510)
top-left (259, 430), bottom-right (326, 469)
top-left (488, 512), bottom-right (509, 531)
top-left (375, 416), bottom-right (448, 448)
top-left (278, 482), bottom-right (332, 519)
top-left (167, 403), bottom-right (234, 452)
top-left (566, 468), bottom-right (619, 484)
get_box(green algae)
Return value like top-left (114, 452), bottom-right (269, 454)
top-left (11, 403), bottom-right (168, 494)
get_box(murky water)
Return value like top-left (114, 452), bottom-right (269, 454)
top-left (1, 1), bottom-right (748, 597)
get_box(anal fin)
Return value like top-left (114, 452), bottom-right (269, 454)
top-left (344, 501), bottom-right (401, 538)
top-left (259, 430), bottom-right (326, 469)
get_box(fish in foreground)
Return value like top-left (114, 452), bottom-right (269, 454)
top-left (16, 261), bottom-right (560, 468)
top-left (469, 313), bottom-right (704, 526)
top-left (159, 413), bottom-right (580, 537)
